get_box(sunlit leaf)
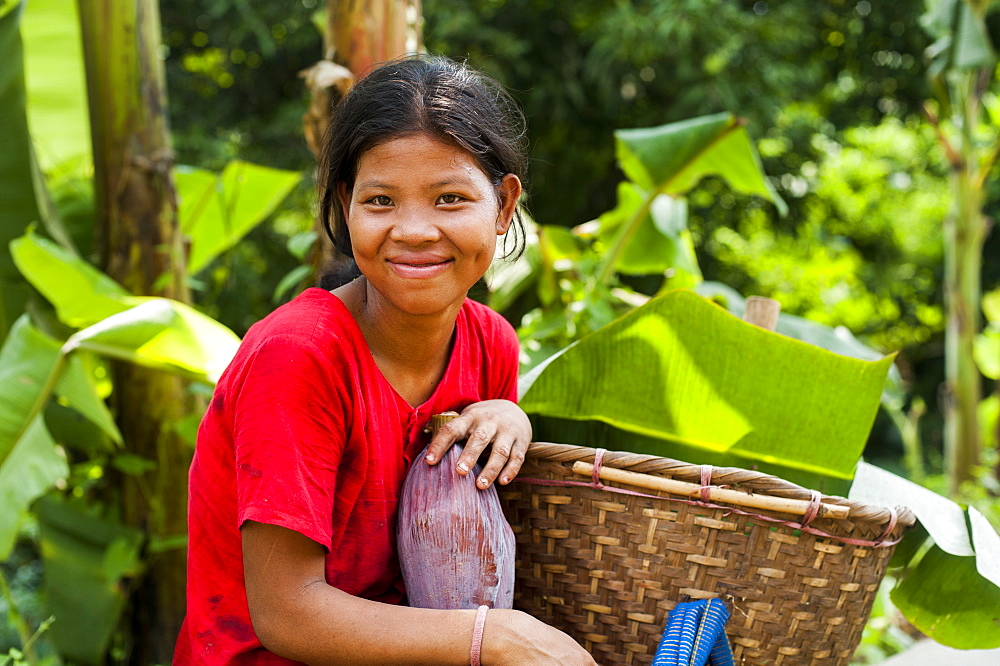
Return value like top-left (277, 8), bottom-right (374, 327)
top-left (850, 462), bottom-right (974, 558)
top-left (952, 0), bottom-right (994, 69)
top-left (520, 290), bottom-right (892, 479)
top-left (975, 325), bottom-right (1000, 379)
top-left (891, 545), bottom-right (1000, 649)
top-left (970, 507), bottom-right (1000, 587)
top-left (0, 316), bottom-right (70, 558)
top-left (614, 113), bottom-right (787, 215)
top-left (984, 289), bottom-right (1000, 323)
top-left (67, 299), bottom-right (240, 384)
top-left (10, 228), bottom-right (138, 327)
top-left (21, 0), bottom-right (91, 168)
top-left (35, 495), bottom-right (143, 662)
top-left (597, 182), bottom-right (697, 276)
top-left (179, 160), bottom-right (302, 275)
top-left (850, 462), bottom-right (1000, 646)
top-left (695, 282), bottom-right (906, 407)
top-left (922, 0), bottom-right (995, 73)
top-left (174, 164), bottom-right (217, 234)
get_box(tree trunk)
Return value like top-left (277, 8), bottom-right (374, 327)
top-left (78, 0), bottom-right (191, 661)
top-left (303, 0), bottom-right (422, 280)
top-left (943, 70), bottom-right (989, 496)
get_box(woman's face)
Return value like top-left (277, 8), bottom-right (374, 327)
top-left (339, 133), bottom-right (521, 318)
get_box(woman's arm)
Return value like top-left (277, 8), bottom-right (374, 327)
top-left (242, 521), bottom-right (595, 665)
top-left (422, 399), bottom-right (531, 490)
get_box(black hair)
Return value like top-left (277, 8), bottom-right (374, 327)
top-left (316, 54), bottom-right (529, 283)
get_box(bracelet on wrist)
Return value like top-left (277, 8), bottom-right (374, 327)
top-left (470, 605), bottom-right (489, 666)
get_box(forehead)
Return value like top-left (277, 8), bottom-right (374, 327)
top-left (355, 133), bottom-right (489, 183)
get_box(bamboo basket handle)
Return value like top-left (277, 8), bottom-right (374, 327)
top-left (571, 461), bottom-right (850, 519)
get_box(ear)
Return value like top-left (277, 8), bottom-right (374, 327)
top-left (337, 181), bottom-right (352, 223)
top-left (495, 174), bottom-right (522, 235)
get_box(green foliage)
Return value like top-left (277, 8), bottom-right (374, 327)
top-left (705, 117), bottom-right (949, 353)
top-left (0, 229), bottom-right (241, 660)
top-left (520, 290), bottom-right (894, 481)
top-left (0, 1), bottom-right (40, 345)
top-left (20, 0), bottom-right (90, 169)
top-left (0, 318), bottom-right (68, 560)
top-left (160, 0), bottom-right (321, 171)
top-left (849, 462), bottom-right (1000, 649)
top-left (424, 0), bottom-right (930, 229)
top-left (176, 160), bottom-right (302, 275)
top-left (13, 230), bottom-right (241, 384)
top-left (891, 545), bottom-right (1000, 648)
top-left (506, 113), bottom-right (784, 367)
top-left (34, 496), bottom-right (142, 663)
top-left (976, 288), bottom-right (1000, 379)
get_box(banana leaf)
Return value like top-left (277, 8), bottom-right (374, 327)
top-left (176, 160), bottom-right (302, 275)
top-left (614, 113), bottom-right (787, 215)
top-left (66, 299), bottom-right (240, 384)
top-left (597, 113), bottom-right (785, 286)
top-left (596, 182), bottom-right (701, 278)
top-left (519, 289), bottom-right (893, 481)
top-left (0, 316), bottom-right (69, 559)
top-left (10, 228), bottom-right (138, 328)
top-left (11, 229), bottom-right (240, 383)
top-left (35, 495), bottom-right (143, 664)
top-left (0, 1), bottom-right (38, 344)
top-left (20, 0), bottom-right (91, 169)
top-left (850, 462), bottom-right (1000, 648)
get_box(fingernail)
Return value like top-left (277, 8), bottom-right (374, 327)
top-left (425, 454), bottom-right (435, 463)
top-left (457, 462), bottom-right (469, 473)
top-left (501, 475), bottom-right (510, 484)
top-left (478, 477), bottom-right (489, 487)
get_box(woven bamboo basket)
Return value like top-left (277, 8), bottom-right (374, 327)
top-left (498, 443), bottom-right (915, 666)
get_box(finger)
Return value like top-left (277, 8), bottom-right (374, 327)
top-left (475, 432), bottom-right (517, 489)
top-left (496, 436), bottom-right (527, 486)
top-left (455, 421), bottom-right (498, 476)
top-left (423, 418), bottom-right (469, 465)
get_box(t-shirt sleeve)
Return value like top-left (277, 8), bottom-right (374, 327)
top-left (231, 334), bottom-right (348, 549)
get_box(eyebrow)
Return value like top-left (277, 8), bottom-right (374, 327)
top-left (354, 177), bottom-right (478, 191)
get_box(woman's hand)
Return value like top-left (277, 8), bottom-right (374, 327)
top-left (424, 399), bottom-right (531, 489)
top-left (482, 609), bottom-right (598, 665)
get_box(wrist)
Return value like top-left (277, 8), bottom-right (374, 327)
top-left (476, 608), bottom-right (520, 665)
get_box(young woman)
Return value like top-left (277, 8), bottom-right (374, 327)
top-left (173, 55), bottom-right (597, 665)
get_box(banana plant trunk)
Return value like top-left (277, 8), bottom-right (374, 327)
top-left (943, 70), bottom-right (989, 496)
top-left (304, 0), bottom-right (422, 278)
top-left (78, 0), bottom-right (192, 661)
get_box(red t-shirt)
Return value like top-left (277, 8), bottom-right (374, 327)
top-left (173, 288), bottom-right (519, 664)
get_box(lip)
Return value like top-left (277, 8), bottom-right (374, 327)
top-left (387, 255), bottom-right (454, 279)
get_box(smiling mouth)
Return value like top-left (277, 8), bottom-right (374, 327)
top-left (388, 258), bottom-right (454, 277)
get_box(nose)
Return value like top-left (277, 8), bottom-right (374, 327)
top-left (389, 206), bottom-right (442, 245)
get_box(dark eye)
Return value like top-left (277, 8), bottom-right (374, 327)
top-left (438, 194), bottom-right (463, 205)
top-left (368, 195), bottom-right (392, 206)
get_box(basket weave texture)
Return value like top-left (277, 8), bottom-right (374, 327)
top-left (498, 443), bottom-right (915, 666)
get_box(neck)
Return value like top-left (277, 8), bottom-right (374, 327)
top-left (341, 277), bottom-right (463, 371)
